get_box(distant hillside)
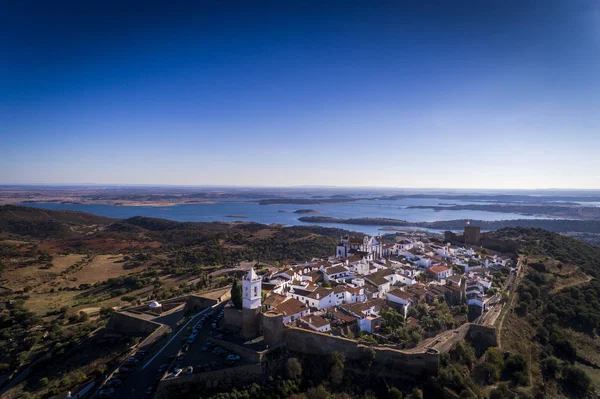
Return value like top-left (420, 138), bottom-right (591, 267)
top-left (487, 227), bottom-right (600, 277)
top-left (297, 216), bottom-right (600, 244)
top-left (0, 205), bottom-right (114, 238)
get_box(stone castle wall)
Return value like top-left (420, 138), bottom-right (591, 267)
top-left (282, 326), bottom-right (439, 376)
top-left (207, 337), bottom-right (266, 363)
top-left (155, 363), bottom-right (264, 399)
top-left (105, 312), bottom-right (163, 336)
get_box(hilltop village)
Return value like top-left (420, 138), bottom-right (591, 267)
top-left (233, 229), bottom-right (514, 341)
top-left (88, 225), bottom-right (518, 399)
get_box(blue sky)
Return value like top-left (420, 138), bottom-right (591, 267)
top-left (1, 1), bottom-right (599, 189)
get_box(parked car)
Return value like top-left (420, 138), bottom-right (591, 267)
top-left (118, 367), bottom-right (133, 375)
top-left (226, 354), bottom-right (240, 361)
top-left (146, 387), bottom-right (154, 396)
top-left (211, 323), bottom-right (217, 329)
top-left (186, 366), bottom-right (194, 375)
top-left (203, 364), bottom-right (212, 372)
top-left (215, 333), bottom-right (224, 340)
top-left (134, 351), bottom-right (147, 359)
top-left (106, 378), bottom-right (122, 387)
top-left (177, 353), bottom-right (185, 361)
top-left (99, 388), bottom-right (115, 395)
top-left (169, 368), bottom-right (183, 378)
top-left (157, 364), bottom-right (168, 373)
top-left (182, 344), bottom-right (190, 352)
top-left (201, 345), bottom-right (208, 352)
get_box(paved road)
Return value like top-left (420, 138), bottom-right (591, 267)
top-left (105, 302), bottom-right (227, 399)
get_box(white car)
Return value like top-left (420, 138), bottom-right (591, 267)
top-left (169, 368), bottom-right (183, 378)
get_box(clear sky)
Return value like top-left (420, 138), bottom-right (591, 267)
top-left (1, 1), bottom-right (599, 189)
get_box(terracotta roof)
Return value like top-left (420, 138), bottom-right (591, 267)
top-left (274, 298), bottom-right (308, 316)
top-left (263, 294), bottom-right (288, 307)
top-left (333, 286), bottom-right (348, 294)
top-left (307, 287), bottom-right (334, 300)
top-left (325, 265), bottom-right (349, 275)
top-left (429, 265), bottom-right (450, 274)
top-left (365, 269), bottom-right (394, 286)
top-left (387, 288), bottom-right (414, 301)
top-left (340, 298), bottom-right (385, 316)
top-left (343, 254), bottom-right (364, 263)
top-left (300, 315), bottom-right (330, 329)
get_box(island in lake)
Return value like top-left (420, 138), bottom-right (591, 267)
top-left (225, 215), bottom-right (249, 218)
top-left (293, 209), bottom-right (323, 214)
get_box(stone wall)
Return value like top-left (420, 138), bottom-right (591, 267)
top-left (105, 312), bottom-right (163, 336)
top-left (155, 363), bottom-right (264, 399)
top-left (283, 327), bottom-right (438, 376)
top-left (262, 311), bottom-right (284, 346)
top-left (222, 305), bottom-right (242, 332)
top-left (207, 337), bottom-right (265, 363)
top-left (184, 286), bottom-right (232, 313)
top-left (241, 307), bottom-right (261, 339)
top-left (467, 324), bottom-right (498, 348)
top-left (274, 323), bottom-right (497, 377)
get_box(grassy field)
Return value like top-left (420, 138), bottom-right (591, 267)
top-left (2, 254), bottom-right (85, 290)
top-left (65, 254), bottom-right (146, 286)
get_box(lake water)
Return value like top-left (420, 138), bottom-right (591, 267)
top-left (22, 198), bottom-right (547, 235)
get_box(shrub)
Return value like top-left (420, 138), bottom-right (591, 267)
top-left (285, 358), bottom-right (302, 380)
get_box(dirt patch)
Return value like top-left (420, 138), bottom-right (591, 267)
top-left (2, 254), bottom-right (85, 290)
top-left (249, 228), bottom-right (278, 240)
top-left (65, 255), bottom-right (147, 287)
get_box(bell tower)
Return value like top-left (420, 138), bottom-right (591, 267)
top-left (242, 267), bottom-right (261, 309)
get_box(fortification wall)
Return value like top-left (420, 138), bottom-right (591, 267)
top-left (105, 312), bottom-right (163, 336)
top-left (184, 287), bottom-right (231, 313)
top-left (468, 324), bottom-right (498, 348)
top-left (207, 337), bottom-right (265, 363)
top-left (155, 363), bottom-right (264, 399)
top-left (241, 307), bottom-right (261, 339)
top-left (222, 306), bottom-right (242, 332)
top-left (278, 323), bottom-right (496, 377)
top-left (283, 327), bottom-right (438, 376)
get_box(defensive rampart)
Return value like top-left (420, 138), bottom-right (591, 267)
top-left (105, 311), bottom-right (163, 336)
top-left (207, 337), bottom-right (266, 363)
top-left (271, 322), bottom-right (497, 376)
top-left (154, 363), bottom-right (264, 399)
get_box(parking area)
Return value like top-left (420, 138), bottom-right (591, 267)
top-left (95, 302), bottom-right (229, 398)
top-left (162, 307), bottom-right (247, 380)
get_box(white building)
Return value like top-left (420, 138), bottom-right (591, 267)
top-left (300, 315), bottom-right (331, 332)
top-left (243, 268), bottom-right (262, 310)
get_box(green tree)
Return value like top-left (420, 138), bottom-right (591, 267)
top-left (563, 365), bottom-right (592, 394)
top-left (39, 377), bottom-right (49, 387)
top-left (286, 357), bottom-right (303, 380)
top-left (329, 352), bottom-right (345, 386)
top-left (388, 387), bottom-right (403, 399)
top-left (231, 279), bottom-right (242, 309)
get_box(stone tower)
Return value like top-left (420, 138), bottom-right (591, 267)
top-left (241, 267), bottom-right (262, 339)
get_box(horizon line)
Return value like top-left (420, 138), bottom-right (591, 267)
top-left (1, 183), bottom-right (600, 191)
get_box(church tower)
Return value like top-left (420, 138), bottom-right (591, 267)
top-left (242, 267), bottom-right (261, 310)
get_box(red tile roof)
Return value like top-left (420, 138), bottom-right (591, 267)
top-left (274, 298), bottom-right (308, 316)
top-left (429, 265), bottom-right (450, 274)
